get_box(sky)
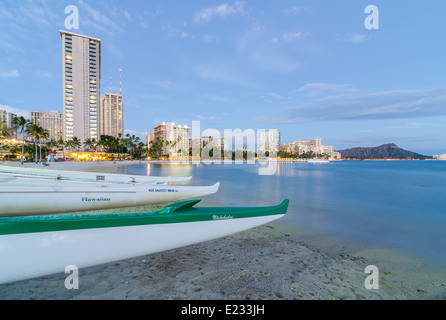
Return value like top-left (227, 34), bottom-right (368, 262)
top-left (0, 0), bottom-right (445, 155)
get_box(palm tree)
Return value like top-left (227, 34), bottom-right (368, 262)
top-left (117, 133), bottom-right (123, 154)
top-left (125, 134), bottom-right (139, 158)
top-left (25, 123), bottom-right (41, 163)
top-left (84, 138), bottom-right (97, 152)
top-left (37, 127), bottom-right (49, 162)
top-left (11, 116), bottom-right (29, 163)
top-left (57, 139), bottom-right (66, 161)
top-left (71, 137), bottom-right (81, 152)
top-left (0, 120), bottom-right (9, 139)
top-left (45, 139), bottom-right (58, 162)
top-left (64, 137), bottom-right (81, 160)
top-left (46, 139), bottom-right (58, 151)
top-left (136, 141), bottom-right (146, 161)
top-left (148, 138), bottom-right (170, 160)
top-left (64, 139), bottom-right (73, 160)
top-left (0, 120), bottom-right (9, 160)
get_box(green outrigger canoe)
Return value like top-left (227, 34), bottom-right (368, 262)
top-left (0, 199), bottom-right (289, 285)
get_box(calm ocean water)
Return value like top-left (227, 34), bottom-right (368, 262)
top-left (111, 160), bottom-right (446, 265)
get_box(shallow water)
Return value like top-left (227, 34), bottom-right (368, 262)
top-left (92, 160), bottom-right (446, 267)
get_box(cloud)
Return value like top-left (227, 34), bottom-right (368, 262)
top-left (387, 122), bottom-right (424, 129)
top-left (267, 93), bottom-right (291, 100)
top-left (256, 86), bottom-right (446, 124)
top-left (203, 34), bottom-right (218, 42)
top-left (0, 104), bottom-right (31, 118)
top-left (0, 70), bottom-right (20, 78)
top-left (193, 1), bottom-right (245, 24)
top-left (235, 26), bottom-right (303, 73)
top-left (165, 23), bottom-right (191, 39)
top-left (77, 0), bottom-right (124, 35)
top-left (336, 34), bottom-right (367, 44)
top-left (283, 7), bottom-right (302, 16)
top-left (296, 83), bottom-right (358, 97)
top-left (0, 39), bottom-right (17, 51)
top-left (0, 1), bottom-right (60, 30)
top-left (202, 94), bottom-right (233, 103)
top-left (194, 63), bottom-right (255, 87)
top-left (35, 70), bottom-right (54, 79)
top-left (151, 80), bottom-right (173, 89)
top-left (124, 11), bottom-right (131, 21)
top-left (272, 32), bottom-right (307, 43)
top-left (196, 115), bottom-right (217, 122)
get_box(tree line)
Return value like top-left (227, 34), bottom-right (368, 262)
top-left (0, 116), bottom-right (147, 162)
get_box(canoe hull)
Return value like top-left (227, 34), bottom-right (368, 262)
top-left (0, 183), bottom-right (220, 217)
top-left (0, 165), bottom-right (192, 184)
top-left (0, 199), bottom-right (289, 284)
top-left (0, 214), bottom-right (284, 285)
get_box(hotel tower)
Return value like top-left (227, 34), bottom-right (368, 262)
top-left (60, 30), bottom-right (101, 145)
top-left (100, 92), bottom-right (124, 138)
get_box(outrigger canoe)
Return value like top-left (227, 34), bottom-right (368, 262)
top-left (0, 165), bottom-right (191, 185)
top-left (0, 199), bottom-right (289, 285)
top-left (0, 183), bottom-right (220, 217)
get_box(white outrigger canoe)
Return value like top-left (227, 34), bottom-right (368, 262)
top-left (0, 199), bottom-right (289, 285)
top-left (0, 182), bottom-right (220, 217)
top-left (0, 165), bottom-right (191, 185)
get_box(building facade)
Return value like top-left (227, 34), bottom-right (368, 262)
top-left (258, 130), bottom-right (280, 153)
top-left (60, 30), bottom-right (101, 146)
top-left (281, 138), bottom-right (337, 158)
top-left (30, 111), bottom-right (63, 142)
top-left (100, 92), bottom-right (124, 138)
top-left (433, 154), bottom-right (446, 160)
top-left (152, 122), bottom-right (190, 157)
top-left (0, 110), bottom-right (17, 138)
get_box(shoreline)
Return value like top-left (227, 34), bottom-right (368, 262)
top-left (1, 222), bottom-right (443, 300)
top-left (0, 161), bottom-right (445, 299)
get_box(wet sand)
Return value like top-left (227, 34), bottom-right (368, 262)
top-left (0, 161), bottom-right (445, 300)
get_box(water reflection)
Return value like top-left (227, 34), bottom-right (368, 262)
top-left (109, 161), bottom-right (446, 264)
top-left (145, 162), bottom-right (193, 179)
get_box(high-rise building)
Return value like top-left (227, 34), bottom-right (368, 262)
top-left (153, 122), bottom-right (190, 156)
top-left (60, 30), bottom-right (101, 146)
top-left (100, 92), bottom-right (124, 138)
top-left (258, 130), bottom-right (280, 153)
top-left (0, 110), bottom-right (17, 138)
top-left (146, 130), bottom-right (154, 150)
top-left (30, 111), bottom-right (63, 142)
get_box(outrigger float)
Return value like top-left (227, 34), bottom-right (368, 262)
top-left (0, 199), bottom-right (289, 284)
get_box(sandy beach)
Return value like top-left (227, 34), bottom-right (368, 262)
top-left (0, 161), bottom-right (445, 300)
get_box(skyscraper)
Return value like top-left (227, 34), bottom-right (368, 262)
top-left (153, 122), bottom-right (190, 157)
top-left (258, 130), bottom-right (280, 153)
top-left (60, 30), bottom-right (101, 146)
top-left (100, 92), bottom-right (124, 138)
top-left (31, 111), bottom-right (63, 142)
top-left (0, 110), bottom-right (17, 139)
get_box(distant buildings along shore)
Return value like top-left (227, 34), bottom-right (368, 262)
top-left (1, 30), bottom-right (124, 155)
top-left (281, 138), bottom-right (340, 159)
top-left (433, 154), bottom-right (446, 160)
top-left (2, 29), bottom-right (351, 162)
